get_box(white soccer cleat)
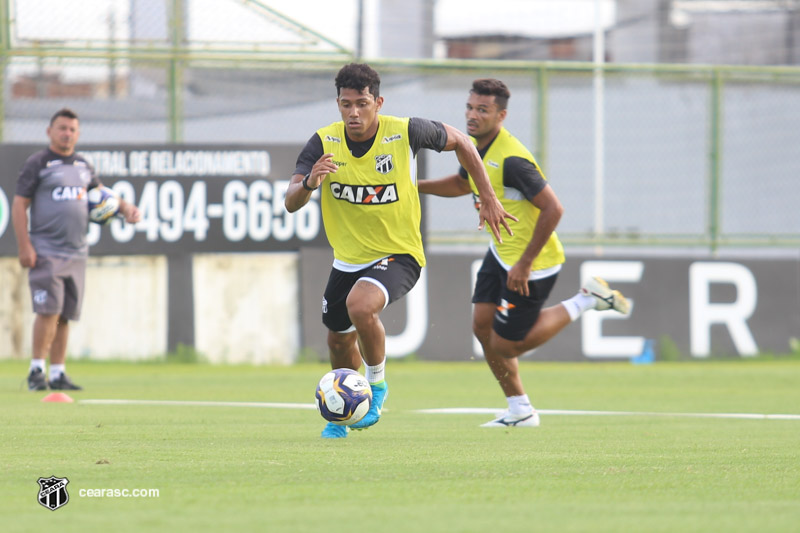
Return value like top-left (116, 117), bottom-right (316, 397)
top-left (480, 411), bottom-right (540, 428)
top-left (581, 277), bottom-right (630, 315)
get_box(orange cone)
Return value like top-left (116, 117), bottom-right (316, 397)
top-left (41, 392), bottom-right (74, 403)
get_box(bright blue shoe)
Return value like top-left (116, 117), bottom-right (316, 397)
top-left (321, 422), bottom-right (348, 439)
top-left (350, 381), bottom-right (388, 430)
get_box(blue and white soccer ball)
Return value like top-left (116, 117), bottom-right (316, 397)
top-left (87, 185), bottom-right (121, 225)
top-left (315, 368), bottom-right (372, 426)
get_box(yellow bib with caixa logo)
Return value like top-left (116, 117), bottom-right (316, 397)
top-left (317, 116), bottom-right (425, 267)
top-left (467, 127), bottom-right (565, 271)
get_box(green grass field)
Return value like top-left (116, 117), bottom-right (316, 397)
top-left (1, 359), bottom-right (799, 533)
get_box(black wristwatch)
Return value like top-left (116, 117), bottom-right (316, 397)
top-left (302, 173), bottom-right (318, 191)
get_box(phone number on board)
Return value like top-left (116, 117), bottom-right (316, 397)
top-left (88, 179), bottom-right (320, 244)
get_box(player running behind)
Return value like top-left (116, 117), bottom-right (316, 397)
top-left (418, 79), bottom-right (630, 427)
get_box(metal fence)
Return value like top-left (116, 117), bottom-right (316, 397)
top-left (2, 0), bottom-right (799, 251)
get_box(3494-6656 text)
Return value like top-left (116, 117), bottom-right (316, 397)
top-left (88, 179), bottom-right (321, 246)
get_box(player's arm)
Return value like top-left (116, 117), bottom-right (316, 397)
top-left (88, 168), bottom-right (140, 224)
top-left (285, 134), bottom-right (338, 213)
top-left (505, 157), bottom-right (564, 296)
top-left (417, 172), bottom-right (472, 197)
top-left (11, 195), bottom-right (36, 268)
top-left (517, 188), bottom-right (563, 277)
top-left (411, 119), bottom-right (471, 196)
top-left (118, 198), bottom-right (141, 224)
top-left (13, 158), bottom-right (40, 267)
top-left (439, 123), bottom-right (517, 242)
top-left (285, 153), bottom-right (338, 213)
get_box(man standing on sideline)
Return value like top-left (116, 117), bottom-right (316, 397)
top-left (285, 64), bottom-right (516, 439)
top-left (12, 108), bottom-right (141, 391)
top-left (419, 79), bottom-right (630, 428)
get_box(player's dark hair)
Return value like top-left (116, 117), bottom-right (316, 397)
top-left (335, 63), bottom-right (381, 99)
top-left (470, 79), bottom-right (510, 111)
top-left (50, 108), bottom-right (79, 126)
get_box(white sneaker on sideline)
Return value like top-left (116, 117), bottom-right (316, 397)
top-left (480, 411), bottom-right (540, 428)
top-left (581, 277), bottom-right (630, 314)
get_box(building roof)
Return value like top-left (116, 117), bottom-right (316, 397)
top-left (435, 0), bottom-right (617, 39)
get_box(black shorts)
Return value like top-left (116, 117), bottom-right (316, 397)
top-left (322, 254), bottom-right (422, 333)
top-left (472, 251), bottom-right (558, 341)
top-left (28, 255), bottom-right (87, 320)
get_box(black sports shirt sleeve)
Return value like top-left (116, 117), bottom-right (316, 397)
top-left (408, 118), bottom-right (447, 155)
top-left (503, 156), bottom-right (547, 200)
top-left (293, 133), bottom-right (324, 176)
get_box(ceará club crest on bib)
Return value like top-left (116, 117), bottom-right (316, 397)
top-left (374, 154), bottom-right (393, 174)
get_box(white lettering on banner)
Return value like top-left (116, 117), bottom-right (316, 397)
top-left (81, 150), bottom-right (270, 178)
top-left (269, 180), bottom-right (294, 242)
top-left (87, 179), bottom-right (320, 245)
top-left (581, 261), bottom-right (645, 358)
top-left (130, 151), bottom-right (150, 176)
top-left (80, 151), bottom-right (130, 176)
top-left (110, 181), bottom-right (137, 242)
top-left (87, 220), bottom-right (100, 246)
top-left (148, 151), bottom-right (270, 177)
top-left (0, 188), bottom-right (9, 239)
top-left (222, 180), bottom-right (248, 241)
top-left (689, 262), bottom-right (758, 357)
top-left (471, 259), bottom-right (483, 358)
top-left (386, 268), bottom-right (428, 357)
top-left (160, 181), bottom-right (185, 242)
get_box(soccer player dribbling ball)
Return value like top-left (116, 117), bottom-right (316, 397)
top-left (285, 64), bottom-right (516, 438)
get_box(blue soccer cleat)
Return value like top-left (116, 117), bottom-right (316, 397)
top-left (321, 422), bottom-right (348, 439)
top-left (350, 381), bottom-right (388, 430)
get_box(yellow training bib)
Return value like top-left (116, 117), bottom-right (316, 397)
top-left (318, 116), bottom-right (426, 267)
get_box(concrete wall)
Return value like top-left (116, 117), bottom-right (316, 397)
top-left (0, 258), bottom-right (28, 358)
top-left (0, 256), bottom-right (167, 360)
top-left (193, 253), bottom-right (299, 364)
top-left (0, 253), bottom-right (299, 364)
top-left (72, 256), bottom-right (168, 360)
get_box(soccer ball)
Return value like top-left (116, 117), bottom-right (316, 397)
top-left (315, 368), bottom-right (372, 426)
top-left (87, 185), bottom-right (120, 225)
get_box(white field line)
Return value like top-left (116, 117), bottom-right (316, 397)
top-left (79, 399), bottom-right (316, 409)
top-left (77, 399), bottom-right (800, 420)
top-left (418, 407), bottom-right (800, 420)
